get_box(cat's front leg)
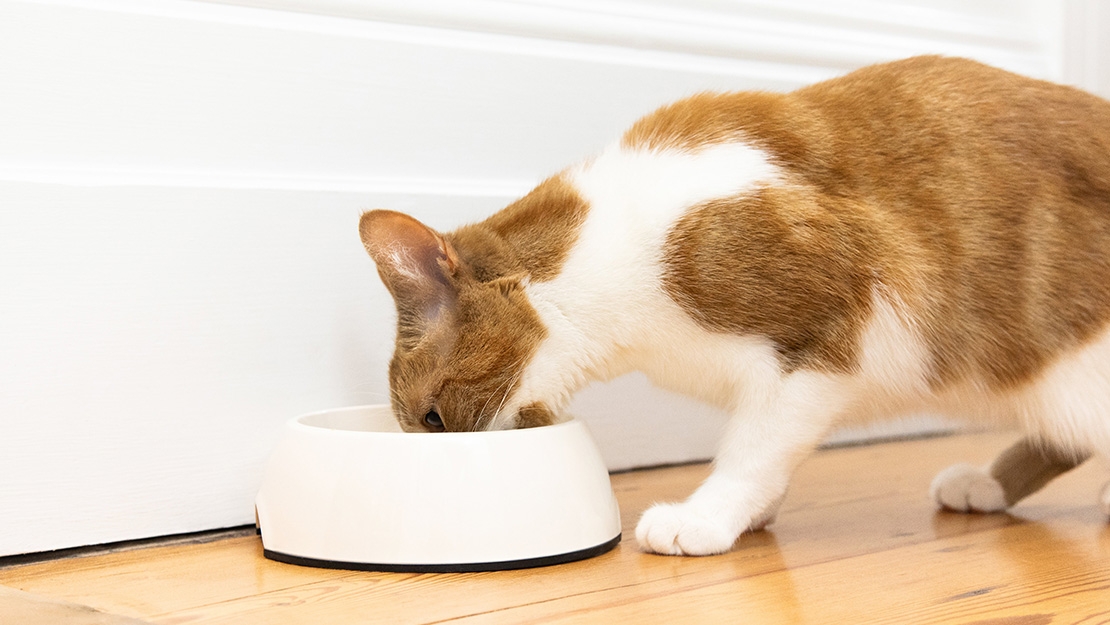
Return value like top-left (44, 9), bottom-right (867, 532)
top-left (635, 375), bottom-right (841, 556)
top-left (636, 484), bottom-right (789, 556)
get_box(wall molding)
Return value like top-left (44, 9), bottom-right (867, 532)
top-left (8, 0), bottom-right (1066, 196)
top-left (13, 0), bottom-right (827, 83)
top-left (0, 165), bottom-right (533, 198)
top-left (194, 0), bottom-right (1051, 73)
top-left (22, 0), bottom-right (1060, 80)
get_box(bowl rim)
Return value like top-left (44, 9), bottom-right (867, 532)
top-left (288, 404), bottom-right (580, 439)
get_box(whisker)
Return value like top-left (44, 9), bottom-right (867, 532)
top-left (490, 367), bottom-right (525, 431)
top-left (388, 387), bottom-right (406, 417)
top-left (476, 371), bottom-right (515, 432)
top-left (477, 376), bottom-right (506, 427)
top-left (477, 356), bottom-right (527, 432)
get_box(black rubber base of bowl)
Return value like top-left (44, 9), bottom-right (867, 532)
top-left (263, 533), bottom-right (621, 573)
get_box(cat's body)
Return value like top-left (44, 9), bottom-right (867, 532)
top-left (360, 56), bottom-right (1110, 555)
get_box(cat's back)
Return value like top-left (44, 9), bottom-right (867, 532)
top-left (626, 56), bottom-right (1110, 201)
top-left (624, 56), bottom-right (1110, 389)
top-left (801, 56), bottom-right (1110, 195)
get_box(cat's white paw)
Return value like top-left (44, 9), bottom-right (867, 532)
top-left (930, 463), bottom-right (1007, 512)
top-left (1100, 481), bottom-right (1110, 518)
top-left (635, 502), bottom-right (739, 556)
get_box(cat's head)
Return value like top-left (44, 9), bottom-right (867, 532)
top-left (358, 210), bottom-right (558, 432)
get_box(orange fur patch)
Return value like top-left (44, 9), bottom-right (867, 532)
top-left (663, 186), bottom-right (878, 373)
top-left (645, 56), bottom-right (1110, 388)
top-left (449, 175), bottom-right (590, 283)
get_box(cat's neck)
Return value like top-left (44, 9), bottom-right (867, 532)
top-left (503, 141), bottom-right (784, 415)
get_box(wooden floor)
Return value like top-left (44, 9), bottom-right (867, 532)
top-left (2, 431), bottom-right (1109, 624)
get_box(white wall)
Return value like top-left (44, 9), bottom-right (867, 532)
top-left (0, 0), bottom-right (1090, 556)
top-left (1064, 0), bottom-right (1110, 99)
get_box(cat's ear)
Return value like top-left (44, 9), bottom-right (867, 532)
top-left (358, 210), bottom-right (461, 320)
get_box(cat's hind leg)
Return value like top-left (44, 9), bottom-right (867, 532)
top-left (931, 437), bottom-right (1087, 513)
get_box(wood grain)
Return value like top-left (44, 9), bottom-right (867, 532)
top-left (2, 432), bottom-right (1107, 624)
top-left (0, 586), bottom-right (151, 625)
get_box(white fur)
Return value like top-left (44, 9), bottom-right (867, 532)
top-left (1013, 328), bottom-right (1110, 454)
top-left (929, 464), bottom-right (1007, 512)
top-left (491, 140), bottom-right (1110, 554)
top-left (502, 142), bottom-right (783, 423)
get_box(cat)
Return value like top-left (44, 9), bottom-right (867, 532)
top-left (358, 55), bottom-right (1110, 556)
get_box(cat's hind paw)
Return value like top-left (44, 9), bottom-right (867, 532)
top-left (930, 463), bottom-right (1007, 513)
top-left (635, 502), bottom-right (738, 556)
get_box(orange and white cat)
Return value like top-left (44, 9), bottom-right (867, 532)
top-left (359, 56), bottom-right (1110, 556)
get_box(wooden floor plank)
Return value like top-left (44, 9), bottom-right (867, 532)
top-left (446, 506), bottom-right (1110, 624)
top-left (0, 585), bottom-right (153, 625)
top-left (2, 431), bottom-right (1107, 624)
top-left (0, 535), bottom-right (363, 619)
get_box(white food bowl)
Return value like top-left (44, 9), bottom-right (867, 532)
top-left (255, 405), bottom-right (621, 572)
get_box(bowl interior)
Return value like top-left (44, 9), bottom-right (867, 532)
top-left (298, 405), bottom-right (402, 432)
top-left (295, 405), bottom-right (577, 439)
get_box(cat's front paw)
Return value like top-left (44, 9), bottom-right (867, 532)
top-left (930, 463), bottom-right (1007, 512)
top-left (635, 502), bottom-right (739, 556)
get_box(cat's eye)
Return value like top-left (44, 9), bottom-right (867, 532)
top-left (423, 410), bottom-right (444, 431)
